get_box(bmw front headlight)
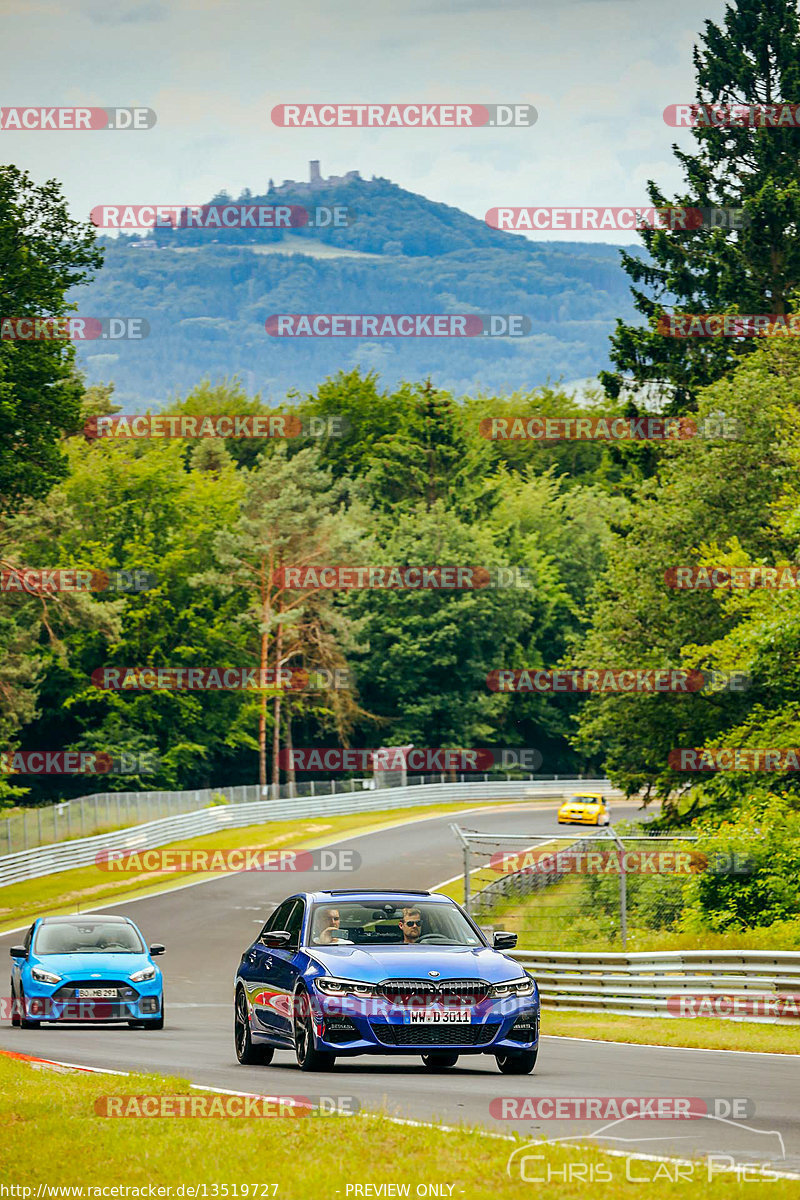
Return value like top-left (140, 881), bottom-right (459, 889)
top-left (316, 977), bottom-right (376, 997)
top-left (30, 966), bottom-right (62, 984)
top-left (130, 965), bottom-right (157, 983)
top-left (491, 976), bottom-right (535, 998)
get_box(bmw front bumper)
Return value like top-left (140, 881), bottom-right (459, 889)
top-left (307, 991), bottom-right (539, 1056)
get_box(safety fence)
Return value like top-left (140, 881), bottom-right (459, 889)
top-left (0, 774), bottom-right (614, 856)
top-left (454, 824), bottom-right (712, 951)
top-left (510, 949), bottom-right (800, 1025)
top-left (0, 777), bottom-right (617, 888)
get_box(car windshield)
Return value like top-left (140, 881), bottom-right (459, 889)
top-left (306, 900), bottom-right (484, 947)
top-left (34, 921), bottom-right (145, 955)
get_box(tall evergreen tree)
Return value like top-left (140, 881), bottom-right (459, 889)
top-left (0, 166), bottom-right (103, 512)
top-left (602, 0), bottom-right (800, 413)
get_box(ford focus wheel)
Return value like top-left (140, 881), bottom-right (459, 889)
top-left (19, 988), bottom-right (41, 1030)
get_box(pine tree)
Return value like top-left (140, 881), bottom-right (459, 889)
top-left (0, 167), bottom-right (103, 512)
top-left (602, 0), bottom-right (800, 413)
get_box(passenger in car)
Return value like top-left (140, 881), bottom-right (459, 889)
top-left (399, 907), bottom-right (423, 944)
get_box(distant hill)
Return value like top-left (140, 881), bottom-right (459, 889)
top-left (73, 168), bottom-right (643, 406)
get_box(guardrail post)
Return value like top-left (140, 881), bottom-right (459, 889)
top-left (609, 826), bottom-right (627, 951)
top-left (464, 841), bottom-right (471, 915)
top-left (450, 824), bottom-right (471, 915)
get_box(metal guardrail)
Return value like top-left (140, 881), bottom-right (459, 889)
top-left (0, 777), bottom-right (615, 888)
top-left (469, 833), bottom-right (601, 917)
top-left (0, 773), bottom-right (615, 855)
top-left (510, 949), bottom-right (800, 1024)
top-left (463, 825), bottom-right (699, 950)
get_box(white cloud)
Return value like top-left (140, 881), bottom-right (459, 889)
top-left (2, 0), bottom-right (729, 243)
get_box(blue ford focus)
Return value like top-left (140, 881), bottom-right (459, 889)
top-left (9, 915), bottom-right (165, 1029)
top-left (234, 890), bottom-right (539, 1073)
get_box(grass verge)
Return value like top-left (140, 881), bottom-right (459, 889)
top-left (543, 1009), bottom-right (800, 1053)
top-left (0, 799), bottom-right (527, 934)
top-left (2, 1054), bottom-right (796, 1196)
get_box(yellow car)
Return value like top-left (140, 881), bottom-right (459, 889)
top-left (557, 793), bottom-right (610, 826)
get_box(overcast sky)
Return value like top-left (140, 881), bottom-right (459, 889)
top-left (4, 0), bottom-right (728, 244)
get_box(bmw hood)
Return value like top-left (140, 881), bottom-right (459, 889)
top-left (306, 945), bottom-right (525, 984)
top-left (31, 952), bottom-right (154, 978)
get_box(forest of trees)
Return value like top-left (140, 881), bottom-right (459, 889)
top-left (2, 0), bottom-right (800, 939)
top-left (75, 230), bottom-right (638, 407)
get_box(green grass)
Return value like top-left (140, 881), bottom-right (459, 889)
top-left (446, 838), bottom-right (800, 952)
top-left (2, 1054), bottom-right (797, 1196)
top-left (544, 1010), bottom-right (800, 1053)
top-left (0, 799), bottom-right (526, 934)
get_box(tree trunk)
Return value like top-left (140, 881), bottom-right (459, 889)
top-left (285, 703), bottom-right (296, 797)
top-left (271, 619), bottom-right (284, 795)
top-left (258, 592), bottom-right (269, 792)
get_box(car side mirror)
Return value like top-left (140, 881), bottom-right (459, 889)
top-left (493, 931), bottom-right (518, 950)
top-left (149, 944), bottom-right (165, 956)
top-left (9, 946), bottom-right (26, 958)
top-left (260, 930), bottom-right (292, 948)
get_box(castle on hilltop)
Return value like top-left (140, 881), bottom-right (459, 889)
top-left (268, 161), bottom-right (362, 194)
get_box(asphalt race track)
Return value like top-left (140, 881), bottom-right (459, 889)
top-left (2, 800), bottom-right (798, 1176)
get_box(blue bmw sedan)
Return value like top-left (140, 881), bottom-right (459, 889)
top-left (234, 890), bottom-right (539, 1073)
top-left (10, 915), bottom-right (165, 1029)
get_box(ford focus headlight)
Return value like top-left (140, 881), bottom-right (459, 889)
top-left (30, 966), bottom-right (62, 984)
top-left (130, 965), bottom-right (157, 983)
top-left (316, 977), bottom-right (376, 997)
top-left (491, 976), bottom-right (535, 998)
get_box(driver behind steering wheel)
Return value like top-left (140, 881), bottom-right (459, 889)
top-left (399, 906), bottom-right (422, 944)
